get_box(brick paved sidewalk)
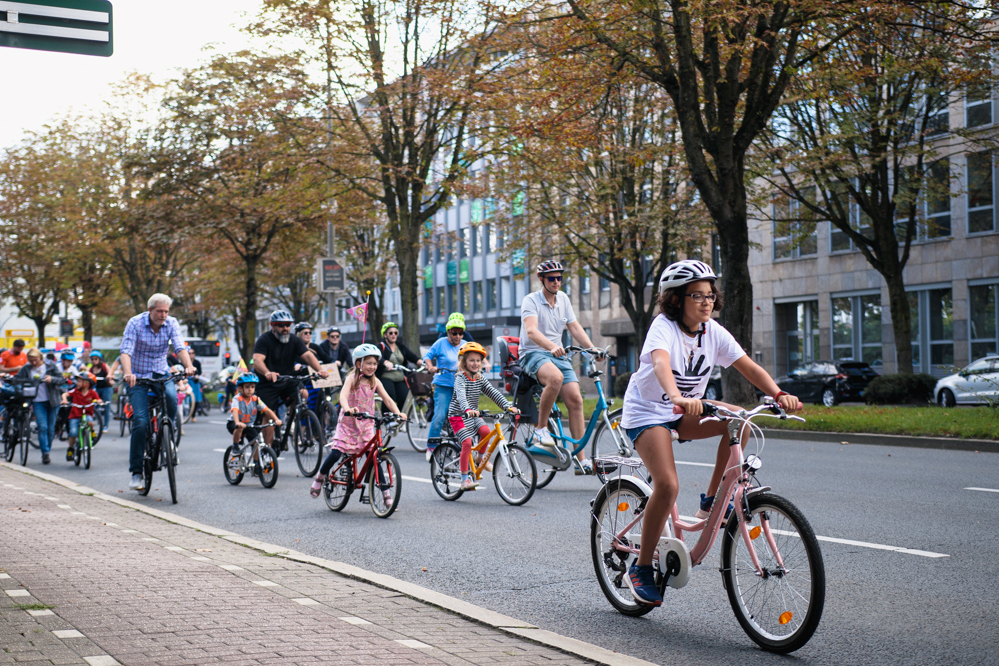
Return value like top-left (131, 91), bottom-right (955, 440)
top-left (0, 466), bottom-right (594, 666)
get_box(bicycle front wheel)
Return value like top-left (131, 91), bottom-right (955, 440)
top-left (590, 479), bottom-right (655, 617)
top-left (430, 443), bottom-right (463, 501)
top-left (118, 398), bottom-right (127, 436)
top-left (92, 416), bottom-right (104, 446)
top-left (82, 428), bottom-right (91, 470)
top-left (181, 394), bottom-right (194, 424)
top-left (368, 451), bottom-right (401, 518)
top-left (493, 444), bottom-right (537, 506)
top-left (223, 446), bottom-right (244, 485)
top-left (3, 415), bottom-right (14, 463)
top-left (160, 418), bottom-right (178, 504)
top-left (721, 493), bottom-right (825, 654)
top-left (19, 416), bottom-right (30, 466)
top-left (295, 410), bottom-right (323, 477)
top-left (258, 445), bottom-right (278, 488)
top-left (405, 399), bottom-right (430, 452)
top-left (140, 434), bottom-right (156, 497)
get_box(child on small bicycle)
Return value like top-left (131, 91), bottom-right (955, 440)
top-left (60, 371), bottom-right (100, 462)
top-left (227, 373), bottom-right (282, 459)
top-left (310, 344), bottom-right (407, 499)
top-left (446, 343), bottom-right (520, 491)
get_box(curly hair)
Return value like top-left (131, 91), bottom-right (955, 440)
top-left (658, 281), bottom-right (724, 322)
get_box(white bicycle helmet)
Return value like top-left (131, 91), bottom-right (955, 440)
top-left (659, 260), bottom-right (717, 293)
top-left (352, 343), bottom-right (381, 364)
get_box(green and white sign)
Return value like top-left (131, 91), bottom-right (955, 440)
top-left (1, 0), bottom-right (113, 57)
top-left (458, 258), bottom-right (469, 283)
top-left (424, 265), bottom-right (433, 288)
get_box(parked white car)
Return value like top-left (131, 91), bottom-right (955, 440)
top-left (934, 356), bottom-right (999, 406)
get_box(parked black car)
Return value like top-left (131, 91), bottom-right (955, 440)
top-left (704, 365), bottom-right (723, 401)
top-left (770, 360), bottom-right (879, 406)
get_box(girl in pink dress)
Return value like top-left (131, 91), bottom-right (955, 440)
top-left (310, 344), bottom-right (406, 497)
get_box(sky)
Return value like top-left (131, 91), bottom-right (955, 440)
top-left (0, 0), bottom-right (263, 148)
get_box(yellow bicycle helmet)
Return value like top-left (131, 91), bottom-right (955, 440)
top-left (445, 312), bottom-right (466, 331)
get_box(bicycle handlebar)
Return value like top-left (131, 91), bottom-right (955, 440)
top-left (135, 375), bottom-right (179, 387)
top-left (347, 411), bottom-right (404, 426)
top-left (564, 345), bottom-right (616, 360)
top-left (695, 398), bottom-right (805, 425)
top-left (470, 409), bottom-right (517, 421)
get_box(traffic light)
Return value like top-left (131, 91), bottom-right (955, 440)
top-left (224, 352), bottom-right (231, 365)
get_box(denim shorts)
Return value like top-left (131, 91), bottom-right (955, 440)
top-left (67, 417), bottom-right (91, 439)
top-left (625, 419), bottom-right (682, 445)
top-left (520, 350), bottom-right (578, 385)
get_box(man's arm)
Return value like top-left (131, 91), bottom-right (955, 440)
top-left (252, 353), bottom-right (277, 382)
top-left (120, 353), bottom-right (136, 387)
top-left (300, 351), bottom-right (329, 378)
top-left (567, 321), bottom-right (598, 350)
top-left (523, 315), bottom-right (563, 356)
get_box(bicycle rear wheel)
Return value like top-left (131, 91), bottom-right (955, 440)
top-left (258, 445), bottom-right (278, 488)
top-left (74, 437), bottom-right (82, 467)
top-left (405, 399), bottom-right (430, 452)
top-left (295, 410), bottom-right (323, 477)
top-left (19, 415), bottom-right (30, 466)
top-left (430, 443), bottom-right (463, 501)
top-left (160, 418), bottom-right (178, 504)
top-left (493, 444), bottom-right (537, 506)
top-left (368, 451), bottom-right (401, 518)
top-left (140, 435), bottom-right (155, 497)
top-left (590, 479), bottom-right (655, 617)
top-left (92, 416), bottom-right (104, 446)
top-left (721, 493), bottom-right (825, 654)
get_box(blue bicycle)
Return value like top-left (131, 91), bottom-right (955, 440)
top-left (512, 346), bottom-right (633, 487)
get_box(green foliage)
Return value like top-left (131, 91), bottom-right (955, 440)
top-left (764, 404), bottom-right (998, 440)
top-left (863, 373), bottom-right (935, 405)
top-left (614, 371), bottom-right (633, 398)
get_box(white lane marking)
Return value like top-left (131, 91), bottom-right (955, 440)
top-left (218, 565), bottom-right (244, 571)
top-left (163, 546), bottom-right (185, 552)
top-left (965, 487), bottom-right (999, 493)
top-left (213, 449), bottom-right (227, 453)
top-left (253, 580), bottom-right (278, 587)
top-left (210, 420), bottom-right (228, 425)
top-left (678, 515), bottom-right (948, 559)
top-left (396, 639), bottom-right (431, 649)
top-left (120, 530), bottom-right (139, 534)
top-left (5, 589), bottom-right (29, 597)
top-left (53, 629), bottom-right (84, 639)
top-left (84, 657), bottom-right (121, 666)
top-left (293, 598), bottom-right (320, 606)
top-left (27, 609), bottom-right (54, 616)
top-left (190, 556), bottom-right (212, 562)
top-left (339, 616), bottom-right (372, 625)
top-left (402, 475), bottom-right (431, 484)
top-left (57, 504), bottom-right (72, 509)
top-left (0, 573), bottom-right (10, 579)
top-left (676, 460), bottom-right (713, 468)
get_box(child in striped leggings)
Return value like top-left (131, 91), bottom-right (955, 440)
top-left (447, 343), bottom-right (519, 491)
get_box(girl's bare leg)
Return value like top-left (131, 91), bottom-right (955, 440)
top-left (676, 401), bottom-right (749, 498)
top-left (634, 427), bottom-right (679, 566)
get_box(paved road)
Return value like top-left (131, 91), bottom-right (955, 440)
top-left (21, 413), bottom-right (999, 665)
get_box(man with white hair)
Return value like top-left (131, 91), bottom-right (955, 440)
top-left (119, 294), bottom-right (194, 491)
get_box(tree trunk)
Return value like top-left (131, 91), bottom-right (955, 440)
top-left (80, 307), bottom-right (93, 343)
top-left (395, 234), bottom-right (420, 352)
top-left (32, 316), bottom-right (48, 349)
top-left (716, 212), bottom-right (757, 405)
top-left (241, 256), bottom-right (260, 363)
top-left (884, 269), bottom-right (914, 375)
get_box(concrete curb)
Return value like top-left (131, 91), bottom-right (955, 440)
top-left (763, 428), bottom-right (999, 453)
top-left (0, 461), bottom-right (658, 666)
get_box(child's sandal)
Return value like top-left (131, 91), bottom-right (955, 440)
top-left (309, 484), bottom-right (322, 498)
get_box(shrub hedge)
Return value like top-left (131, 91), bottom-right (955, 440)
top-left (614, 371), bottom-right (633, 397)
top-left (863, 373), bottom-right (936, 405)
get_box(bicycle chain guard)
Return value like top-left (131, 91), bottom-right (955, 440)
top-left (658, 537), bottom-right (691, 589)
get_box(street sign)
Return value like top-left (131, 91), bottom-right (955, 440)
top-left (0, 1), bottom-right (113, 57)
top-left (58, 318), bottom-right (73, 337)
top-left (317, 258), bottom-right (345, 292)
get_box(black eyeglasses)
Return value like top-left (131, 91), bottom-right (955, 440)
top-left (386, 330), bottom-right (399, 335)
top-left (447, 329), bottom-right (464, 336)
top-left (686, 293), bottom-right (718, 304)
top-left (273, 323), bottom-right (292, 329)
top-left (545, 275), bottom-right (563, 283)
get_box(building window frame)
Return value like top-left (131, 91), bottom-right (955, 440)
top-left (831, 291), bottom-right (883, 367)
top-left (970, 279), bottom-right (999, 360)
top-left (772, 187), bottom-right (819, 261)
top-left (965, 83), bottom-right (993, 128)
top-left (967, 152), bottom-right (996, 235)
top-left (907, 285), bottom-right (954, 376)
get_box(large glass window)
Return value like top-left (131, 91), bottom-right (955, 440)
top-left (926, 89), bottom-right (950, 137)
top-left (970, 283), bottom-right (998, 359)
top-left (486, 278), bottom-right (497, 311)
top-left (472, 281), bottom-right (483, 312)
top-left (501, 276), bottom-right (512, 309)
top-left (773, 187), bottom-right (818, 260)
top-left (967, 152), bottom-right (995, 234)
top-left (458, 283), bottom-right (469, 312)
top-left (832, 294), bottom-right (882, 365)
top-left (446, 284), bottom-right (457, 314)
top-left (830, 183), bottom-right (873, 252)
top-left (924, 160), bottom-right (952, 238)
top-left (786, 302), bottom-right (820, 372)
top-left (436, 287), bottom-right (446, 317)
top-left (424, 290), bottom-right (433, 318)
top-left (908, 288), bottom-right (954, 375)
top-left (579, 272), bottom-right (591, 311)
top-left (966, 84), bottom-right (993, 128)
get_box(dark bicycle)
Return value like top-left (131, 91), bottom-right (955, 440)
top-left (1, 377), bottom-right (42, 466)
top-left (273, 375), bottom-right (325, 477)
top-left (132, 375), bottom-right (180, 504)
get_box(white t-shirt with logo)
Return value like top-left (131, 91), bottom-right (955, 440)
top-left (620, 315), bottom-right (746, 429)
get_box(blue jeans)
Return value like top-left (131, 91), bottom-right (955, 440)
top-left (427, 384), bottom-right (454, 444)
top-left (97, 387), bottom-right (113, 428)
top-left (190, 378), bottom-right (203, 404)
top-left (33, 402), bottom-right (57, 455)
top-left (128, 375), bottom-right (177, 475)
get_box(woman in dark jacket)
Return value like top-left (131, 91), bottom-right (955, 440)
top-left (375, 321), bottom-right (423, 413)
top-left (14, 348), bottom-right (65, 464)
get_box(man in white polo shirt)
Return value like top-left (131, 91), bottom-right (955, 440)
top-left (519, 260), bottom-right (603, 474)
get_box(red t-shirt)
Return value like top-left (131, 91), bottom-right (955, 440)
top-left (0, 349), bottom-right (26, 370)
top-left (65, 388), bottom-right (100, 420)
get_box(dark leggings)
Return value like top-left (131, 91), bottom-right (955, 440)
top-left (318, 449), bottom-right (343, 477)
top-left (380, 379), bottom-right (409, 414)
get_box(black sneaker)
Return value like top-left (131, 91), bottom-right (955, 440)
top-left (626, 564), bottom-right (662, 606)
top-left (66, 448), bottom-right (74, 461)
top-left (695, 493), bottom-right (733, 520)
top-left (42, 453), bottom-right (51, 465)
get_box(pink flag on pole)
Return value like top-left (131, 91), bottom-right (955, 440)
top-left (346, 303), bottom-right (367, 324)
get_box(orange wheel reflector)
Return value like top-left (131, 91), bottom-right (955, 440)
top-left (617, 502), bottom-right (630, 512)
top-left (779, 611), bottom-right (793, 625)
top-left (611, 421), bottom-right (620, 429)
top-left (749, 526), bottom-right (762, 540)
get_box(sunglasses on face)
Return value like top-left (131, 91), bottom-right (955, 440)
top-left (274, 323), bottom-right (292, 329)
top-left (329, 334), bottom-right (340, 338)
top-left (447, 329), bottom-right (463, 336)
top-left (386, 330), bottom-right (399, 335)
top-left (686, 293), bottom-right (718, 304)
top-left (545, 275), bottom-right (563, 283)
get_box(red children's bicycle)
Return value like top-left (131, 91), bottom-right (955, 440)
top-left (321, 411), bottom-right (403, 518)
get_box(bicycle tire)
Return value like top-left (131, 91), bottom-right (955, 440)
top-left (223, 445), bottom-right (244, 485)
top-left (82, 426), bottom-right (91, 470)
top-left (721, 493), bottom-right (825, 654)
top-left (3, 414), bottom-right (14, 463)
top-left (368, 451), bottom-right (401, 518)
top-left (119, 399), bottom-right (127, 437)
top-left (139, 434), bottom-right (155, 497)
top-left (160, 418), bottom-right (178, 504)
top-left (294, 410), bottom-right (323, 477)
top-left (590, 478), bottom-right (656, 617)
top-left (19, 415), bottom-right (30, 466)
top-left (323, 460), bottom-right (353, 511)
top-left (74, 437), bottom-right (82, 467)
top-left (492, 443), bottom-right (537, 506)
top-left (181, 394), bottom-right (194, 424)
top-left (405, 399), bottom-right (430, 452)
top-left (514, 417), bottom-right (560, 489)
top-left (258, 445), bottom-right (278, 488)
top-left (430, 442), bottom-right (463, 501)
top-left (316, 398), bottom-right (337, 443)
top-left (591, 409), bottom-right (633, 483)
top-left (91, 415), bottom-right (104, 446)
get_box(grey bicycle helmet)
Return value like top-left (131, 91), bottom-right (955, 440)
top-left (352, 343), bottom-right (381, 364)
top-left (294, 322), bottom-right (313, 333)
top-left (269, 309), bottom-right (293, 323)
top-left (659, 260), bottom-right (717, 293)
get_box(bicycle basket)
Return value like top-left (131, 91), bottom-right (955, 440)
top-left (16, 384), bottom-right (37, 399)
top-left (409, 371), bottom-right (434, 397)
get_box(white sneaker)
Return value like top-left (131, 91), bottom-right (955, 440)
top-left (129, 474), bottom-right (144, 491)
top-left (575, 458), bottom-right (594, 475)
top-left (534, 428), bottom-right (556, 448)
top-left (426, 448), bottom-right (434, 462)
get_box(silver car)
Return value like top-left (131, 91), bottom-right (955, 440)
top-left (934, 356), bottom-right (999, 406)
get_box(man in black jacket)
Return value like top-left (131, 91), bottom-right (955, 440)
top-left (318, 326), bottom-right (351, 375)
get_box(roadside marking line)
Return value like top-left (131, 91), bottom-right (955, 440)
top-left (253, 580), bottom-right (278, 587)
top-left (210, 420), bottom-right (228, 425)
top-left (27, 609), bottom-right (53, 616)
top-left (293, 598), bottom-right (320, 606)
top-left (53, 629), bottom-right (84, 639)
top-left (213, 449), bottom-right (227, 452)
top-left (402, 475), bottom-right (431, 484)
top-left (678, 515), bottom-right (949, 558)
top-left (965, 487), bottom-right (999, 493)
top-left (339, 616), bottom-right (372, 625)
top-left (676, 460), bottom-right (713, 468)
top-left (396, 639), bottom-right (431, 649)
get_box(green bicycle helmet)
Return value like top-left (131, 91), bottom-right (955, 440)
top-left (381, 321), bottom-right (399, 336)
top-left (445, 312), bottom-right (466, 331)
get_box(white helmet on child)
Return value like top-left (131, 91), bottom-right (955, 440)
top-left (658, 260), bottom-right (717, 293)
top-left (352, 343), bottom-right (381, 364)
